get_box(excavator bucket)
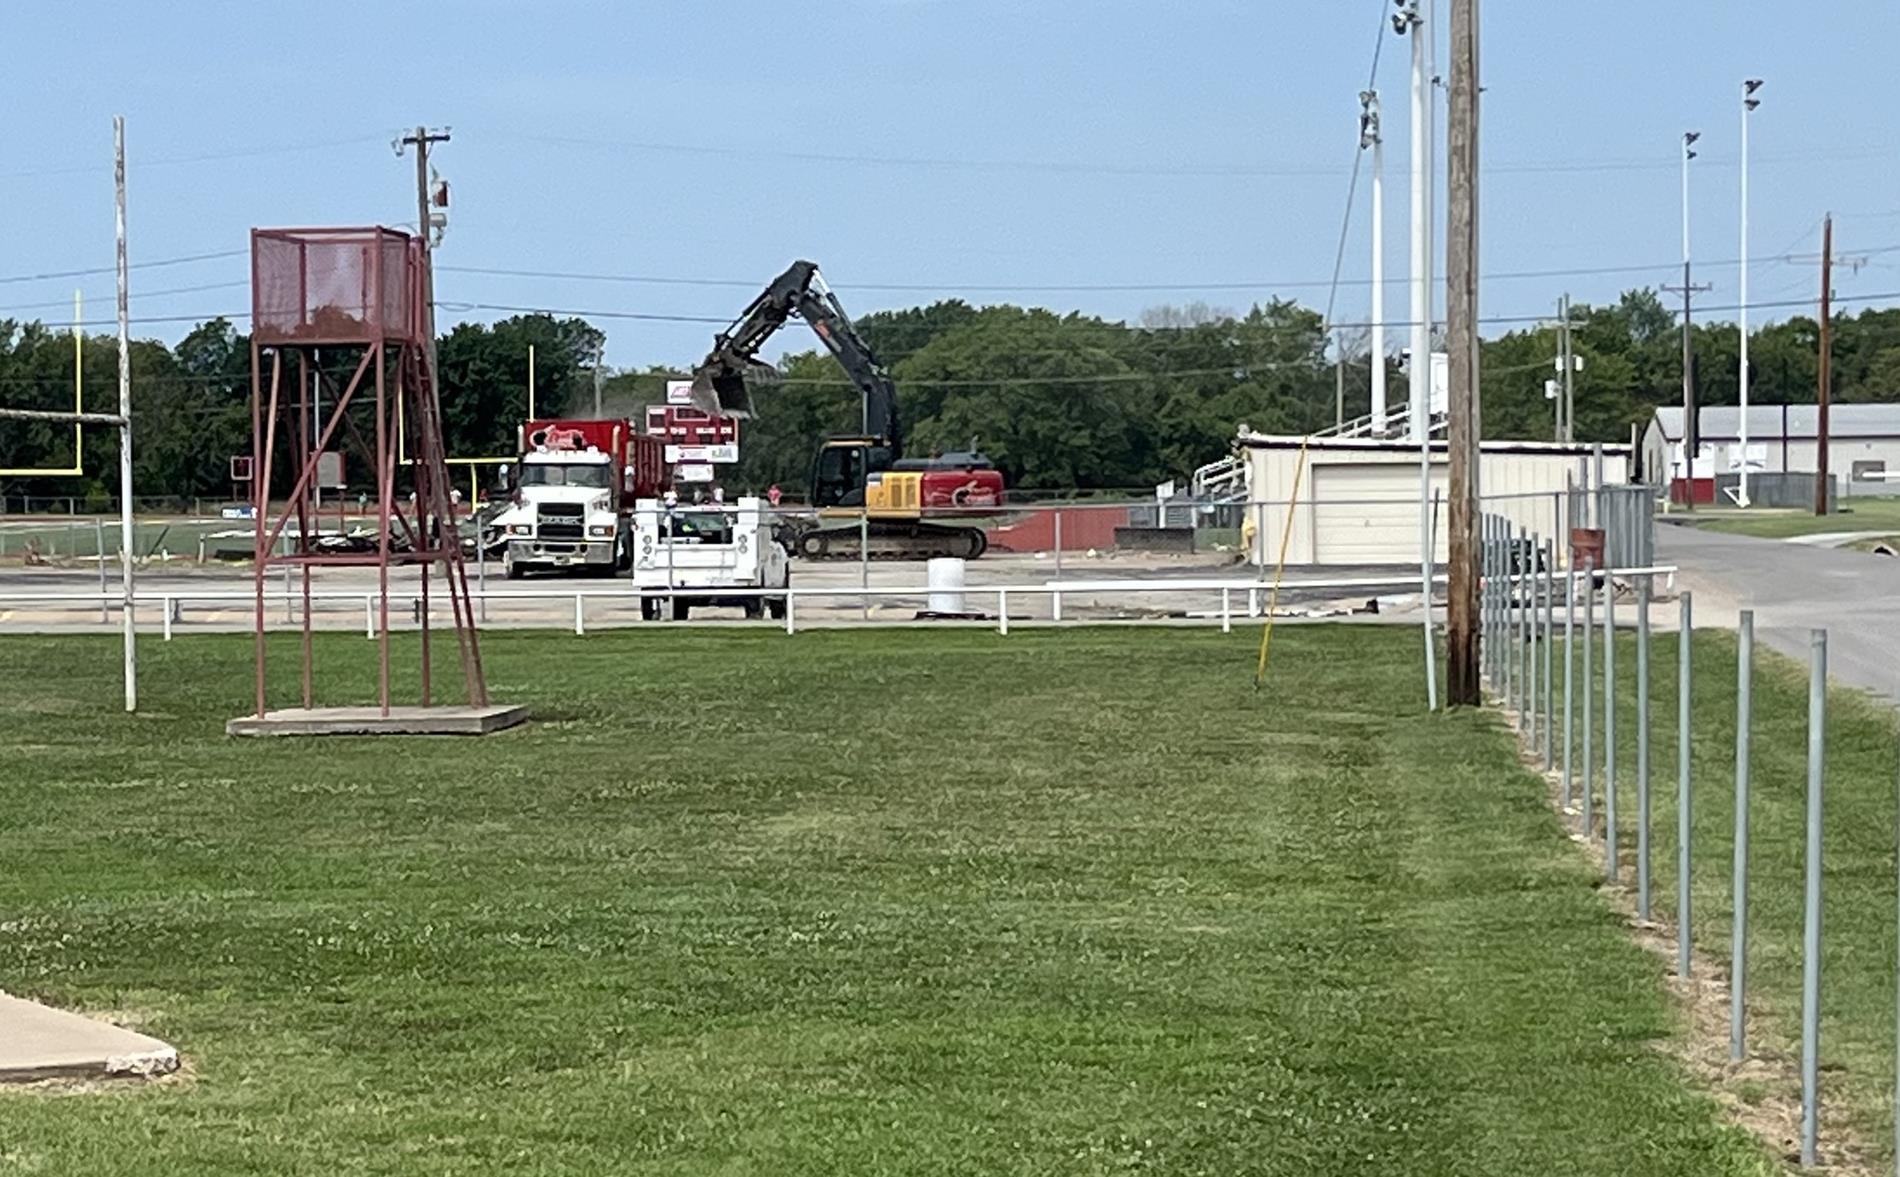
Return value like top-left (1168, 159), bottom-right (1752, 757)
top-left (686, 360), bottom-right (764, 419)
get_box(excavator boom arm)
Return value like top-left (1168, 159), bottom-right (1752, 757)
top-left (690, 260), bottom-right (901, 457)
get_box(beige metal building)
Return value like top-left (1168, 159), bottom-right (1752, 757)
top-left (1239, 433), bottom-right (1631, 567)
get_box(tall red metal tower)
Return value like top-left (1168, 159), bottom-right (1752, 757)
top-left (247, 226), bottom-right (487, 717)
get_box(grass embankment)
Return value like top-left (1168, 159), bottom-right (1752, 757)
top-left (0, 628), bottom-right (1776, 1175)
top-left (1688, 496), bottom-right (1900, 540)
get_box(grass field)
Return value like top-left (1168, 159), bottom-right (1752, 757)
top-left (0, 628), bottom-right (1779, 1175)
top-left (1569, 621), bottom-right (1900, 1169)
top-left (1686, 496), bottom-right (1900, 540)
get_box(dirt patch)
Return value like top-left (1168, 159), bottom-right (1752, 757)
top-left (1499, 700), bottom-right (1880, 1175)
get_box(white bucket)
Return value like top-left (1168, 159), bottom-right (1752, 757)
top-left (926, 557), bottom-right (967, 615)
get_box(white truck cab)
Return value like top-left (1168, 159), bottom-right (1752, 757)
top-left (631, 496), bottom-right (790, 621)
top-left (489, 449), bottom-right (626, 577)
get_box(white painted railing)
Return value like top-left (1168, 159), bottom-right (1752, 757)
top-left (0, 564), bottom-right (1680, 641)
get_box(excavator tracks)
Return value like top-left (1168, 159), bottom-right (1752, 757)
top-left (795, 521), bottom-right (988, 561)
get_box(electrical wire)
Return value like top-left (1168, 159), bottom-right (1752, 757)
top-left (0, 250), bottom-right (247, 287)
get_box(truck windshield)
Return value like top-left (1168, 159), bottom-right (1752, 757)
top-left (520, 463), bottom-right (612, 489)
top-left (662, 511), bottom-right (734, 544)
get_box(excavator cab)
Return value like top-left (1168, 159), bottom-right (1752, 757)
top-left (811, 438), bottom-right (895, 509)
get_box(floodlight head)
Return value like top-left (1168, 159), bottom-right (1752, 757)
top-left (1744, 98), bottom-right (1760, 112)
top-left (1684, 131), bottom-right (1701, 147)
top-left (1744, 79), bottom-right (1764, 95)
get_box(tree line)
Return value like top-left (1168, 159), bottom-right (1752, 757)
top-left (0, 288), bottom-right (1882, 503)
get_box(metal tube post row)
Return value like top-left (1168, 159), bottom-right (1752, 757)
top-left (1542, 541), bottom-right (1555, 769)
top-left (1582, 564), bottom-right (1595, 839)
top-left (1604, 576), bottom-right (1618, 877)
top-left (1800, 628), bottom-right (1825, 1168)
top-left (1637, 575), bottom-right (1652, 920)
top-left (1730, 609), bottom-right (1753, 1061)
top-left (1677, 592), bottom-right (1693, 979)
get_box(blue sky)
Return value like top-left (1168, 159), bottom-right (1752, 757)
top-left (2, 0), bottom-right (1895, 367)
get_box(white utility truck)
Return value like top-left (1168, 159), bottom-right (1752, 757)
top-left (631, 496), bottom-right (790, 621)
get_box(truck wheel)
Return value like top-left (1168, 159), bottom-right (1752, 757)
top-left (743, 599), bottom-right (764, 620)
top-left (504, 554), bottom-right (525, 580)
top-left (798, 530), bottom-right (828, 559)
top-left (670, 599), bottom-right (691, 622)
top-left (767, 595), bottom-right (787, 621)
top-left (640, 598), bottom-right (660, 622)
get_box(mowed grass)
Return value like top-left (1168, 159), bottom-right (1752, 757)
top-left (1568, 623), bottom-right (1900, 1165)
top-left (1688, 496), bottom-right (1900, 539)
top-left (0, 628), bottom-right (1773, 1176)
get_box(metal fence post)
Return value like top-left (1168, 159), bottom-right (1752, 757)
top-left (1800, 627), bottom-right (1826, 1169)
top-left (1604, 575), bottom-right (1618, 877)
top-left (1637, 575), bottom-right (1652, 920)
top-left (1522, 528), bottom-right (1534, 737)
top-left (1563, 567), bottom-right (1576, 811)
top-left (574, 593), bottom-right (584, 636)
top-left (784, 587), bottom-right (796, 635)
top-left (162, 596), bottom-right (173, 641)
top-left (1678, 592), bottom-right (1694, 979)
top-left (1542, 542), bottom-right (1555, 770)
top-left (997, 589), bottom-right (1008, 635)
top-left (1221, 587), bottom-right (1231, 634)
top-left (1582, 566), bottom-right (1595, 838)
top-left (1731, 609), bottom-right (1753, 1062)
top-left (860, 509), bottom-right (870, 622)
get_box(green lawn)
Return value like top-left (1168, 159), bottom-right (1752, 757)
top-left (1687, 496), bottom-right (1900, 539)
top-left (0, 628), bottom-right (1776, 1175)
top-left (1566, 622), bottom-right (1900, 1168)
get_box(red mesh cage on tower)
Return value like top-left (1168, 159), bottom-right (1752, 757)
top-left (246, 226), bottom-right (488, 718)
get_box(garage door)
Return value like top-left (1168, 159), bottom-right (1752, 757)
top-left (1310, 465), bottom-right (1444, 566)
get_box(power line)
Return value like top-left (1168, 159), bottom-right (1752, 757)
top-left (498, 130), bottom-right (1896, 180)
top-left (0, 136), bottom-right (389, 181)
top-left (432, 245), bottom-right (1893, 297)
top-left (0, 249), bottom-right (247, 287)
top-left (0, 280), bottom-right (250, 315)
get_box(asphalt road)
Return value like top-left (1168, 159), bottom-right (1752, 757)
top-left (1658, 522), bottom-right (1900, 702)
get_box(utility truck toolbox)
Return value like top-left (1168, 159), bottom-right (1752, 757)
top-left (632, 496), bottom-right (790, 621)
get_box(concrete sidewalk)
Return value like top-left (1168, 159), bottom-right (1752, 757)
top-left (0, 991), bottom-right (177, 1083)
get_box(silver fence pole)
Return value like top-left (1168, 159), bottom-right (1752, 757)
top-left (1524, 531), bottom-right (1536, 740)
top-left (1479, 516), bottom-right (1490, 685)
top-left (1604, 575), bottom-right (1618, 878)
top-left (1582, 566), bottom-right (1595, 839)
top-left (1730, 609), bottom-right (1754, 1062)
top-left (1800, 627), bottom-right (1826, 1169)
top-left (1543, 541), bottom-right (1555, 770)
top-left (860, 509), bottom-right (870, 622)
top-left (1637, 575), bottom-right (1652, 920)
top-left (1512, 526), bottom-right (1525, 726)
top-left (1678, 592), bottom-right (1694, 979)
top-left (1511, 524), bottom-right (1523, 719)
top-left (1563, 566), bottom-right (1576, 811)
top-left (477, 535), bottom-right (487, 624)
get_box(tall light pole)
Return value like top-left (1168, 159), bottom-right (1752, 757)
top-left (1394, 0), bottom-right (1433, 441)
top-left (1361, 89), bottom-right (1388, 434)
top-left (1738, 80), bottom-right (1763, 508)
top-left (1681, 131), bottom-right (1702, 507)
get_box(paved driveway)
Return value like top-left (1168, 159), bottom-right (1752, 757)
top-left (1658, 522), bottom-right (1900, 701)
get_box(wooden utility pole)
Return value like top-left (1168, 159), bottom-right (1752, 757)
top-left (1444, 0), bottom-right (1480, 706)
top-left (1816, 214), bottom-right (1833, 516)
top-left (400, 126), bottom-right (450, 369)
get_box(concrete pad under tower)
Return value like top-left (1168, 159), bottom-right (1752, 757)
top-left (225, 704), bottom-right (529, 737)
top-left (0, 991), bottom-right (178, 1083)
